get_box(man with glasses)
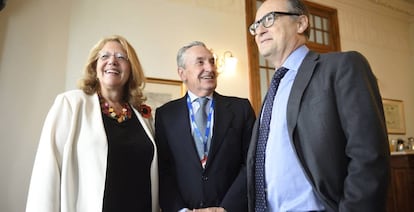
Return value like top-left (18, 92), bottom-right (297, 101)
top-left (246, 0), bottom-right (390, 212)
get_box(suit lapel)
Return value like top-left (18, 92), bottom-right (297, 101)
top-left (206, 93), bottom-right (233, 167)
top-left (287, 51), bottom-right (319, 139)
top-left (176, 95), bottom-right (205, 167)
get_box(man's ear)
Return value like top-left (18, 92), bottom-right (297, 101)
top-left (297, 15), bottom-right (309, 34)
top-left (177, 67), bottom-right (186, 81)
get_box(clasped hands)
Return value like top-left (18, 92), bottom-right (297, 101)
top-left (189, 207), bottom-right (226, 212)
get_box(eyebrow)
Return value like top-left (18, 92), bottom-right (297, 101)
top-left (195, 56), bottom-right (214, 61)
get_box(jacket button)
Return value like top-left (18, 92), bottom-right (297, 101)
top-left (199, 201), bottom-right (204, 207)
top-left (201, 175), bottom-right (208, 181)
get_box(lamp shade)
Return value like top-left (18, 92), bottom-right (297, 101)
top-left (223, 56), bottom-right (238, 74)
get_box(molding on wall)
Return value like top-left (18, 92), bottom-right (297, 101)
top-left (312, 0), bottom-right (412, 52)
top-left (326, 0), bottom-right (414, 22)
top-left (370, 0), bottom-right (414, 16)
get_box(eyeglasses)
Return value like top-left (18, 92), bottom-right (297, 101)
top-left (98, 52), bottom-right (129, 62)
top-left (249, 11), bottom-right (301, 35)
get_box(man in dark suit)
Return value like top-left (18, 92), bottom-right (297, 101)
top-left (155, 41), bottom-right (255, 212)
top-left (246, 0), bottom-right (390, 212)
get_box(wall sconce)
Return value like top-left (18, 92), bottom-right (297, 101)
top-left (215, 51), bottom-right (238, 74)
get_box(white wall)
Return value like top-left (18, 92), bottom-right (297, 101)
top-left (0, 0), bottom-right (71, 211)
top-left (0, 0), bottom-right (413, 211)
top-left (64, 0), bottom-right (249, 97)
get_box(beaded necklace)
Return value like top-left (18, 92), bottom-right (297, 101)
top-left (98, 94), bottom-right (132, 123)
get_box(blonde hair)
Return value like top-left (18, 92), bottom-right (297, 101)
top-left (78, 35), bottom-right (146, 108)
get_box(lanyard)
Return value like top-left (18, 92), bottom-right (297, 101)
top-left (186, 95), bottom-right (214, 157)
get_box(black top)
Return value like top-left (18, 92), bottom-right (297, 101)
top-left (102, 111), bottom-right (154, 212)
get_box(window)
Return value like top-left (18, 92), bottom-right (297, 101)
top-left (306, 1), bottom-right (341, 53)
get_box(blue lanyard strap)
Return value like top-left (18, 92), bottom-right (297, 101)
top-left (186, 95), bottom-right (214, 156)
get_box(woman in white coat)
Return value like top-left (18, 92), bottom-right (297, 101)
top-left (26, 35), bottom-right (159, 212)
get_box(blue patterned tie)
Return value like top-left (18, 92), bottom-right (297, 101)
top-left (255, 67), bottom-right (289, 212)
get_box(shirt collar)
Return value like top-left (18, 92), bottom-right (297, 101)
top-left (187, 90), bottom-right (212, 102)
top-left (282, 45), bottom-right (309, 72)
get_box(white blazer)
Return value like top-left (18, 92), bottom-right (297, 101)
top-left (26, 90), bottom-right (159, 212)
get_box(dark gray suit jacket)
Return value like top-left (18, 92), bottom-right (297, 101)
top-left (156, 92), bottom-right (255, 212)
top-left (247, 50), bottom-right (390, 212)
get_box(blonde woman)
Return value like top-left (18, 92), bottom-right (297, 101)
top-left (26, 35), bottom-right (159, 212)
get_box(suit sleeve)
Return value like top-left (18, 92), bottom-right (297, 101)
top-left (334, 52), bottom-right (390, 211)
top-left (155, 107), bottom-right (186, 212)
top-left (220, 99), bottom-right (256, 211)
top-left (26, 94), bottom-right (73, 212)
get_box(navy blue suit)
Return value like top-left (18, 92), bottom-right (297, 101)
top-left (156, 92), bottom-right (255, 212)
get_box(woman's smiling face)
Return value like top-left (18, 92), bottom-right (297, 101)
top-left (96, 41), bottom-right (131, 92)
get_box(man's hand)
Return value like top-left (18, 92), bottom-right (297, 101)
top-left (190, 207), bottom-right (226, 212)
